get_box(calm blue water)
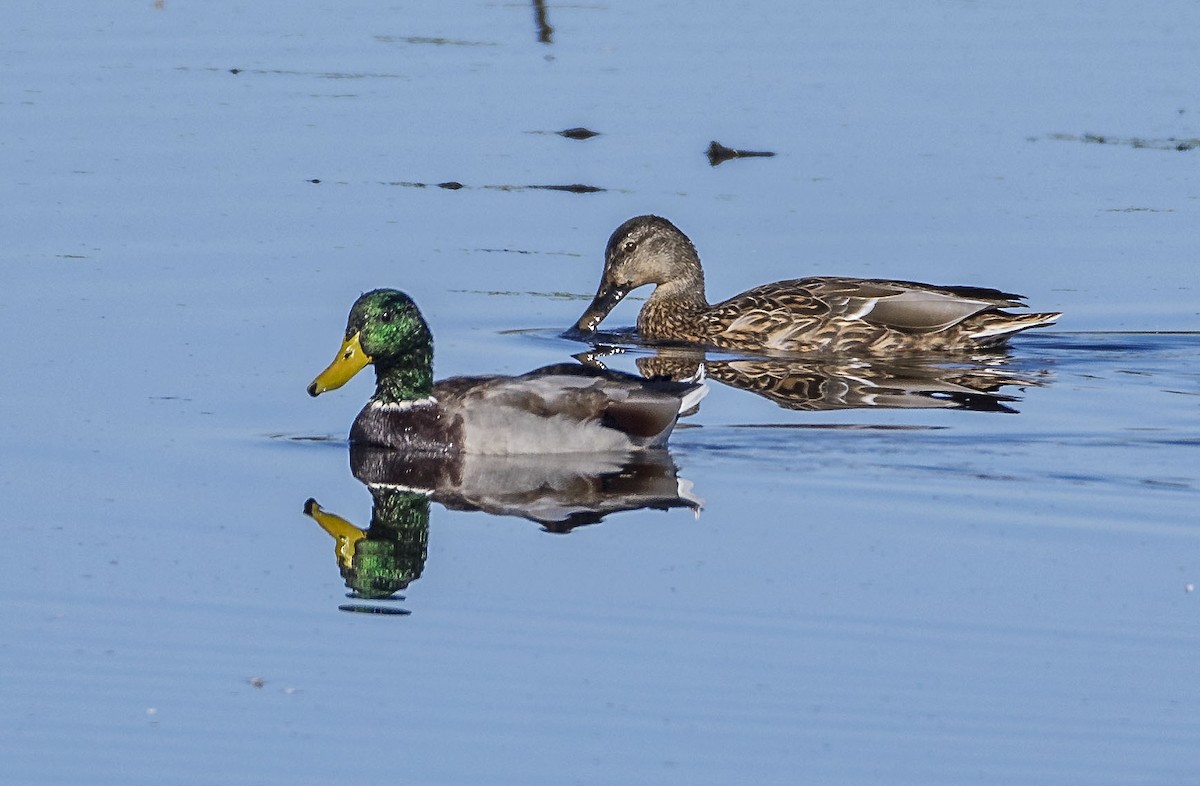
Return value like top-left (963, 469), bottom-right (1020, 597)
top-left (3, 2), bottom-right (1198, 784)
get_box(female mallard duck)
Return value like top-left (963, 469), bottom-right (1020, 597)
top-left (308, 289), bottom-right (706, 454)
top-left (572, 215), bottom-right (1062, 353)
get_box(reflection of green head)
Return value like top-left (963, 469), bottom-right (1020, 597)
top-left (343, 489), bottom-right (431, 599)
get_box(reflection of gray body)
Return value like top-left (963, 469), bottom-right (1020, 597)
top-left (351, 444), bottom-right (700, 531)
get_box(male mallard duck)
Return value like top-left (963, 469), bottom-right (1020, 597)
top-left (307, 289), bottom-right (706, 453)
top-left (571, 215), bottom-right (1062, 353)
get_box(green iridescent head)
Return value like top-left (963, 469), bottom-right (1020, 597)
top-left (308, 289), bottom-right (435, 401)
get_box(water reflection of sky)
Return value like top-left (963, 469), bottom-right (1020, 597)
top-left (4, 2), bottom-right (1199, 784)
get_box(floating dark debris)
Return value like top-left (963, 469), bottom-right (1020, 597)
top-left (525, 183), bottom-right (604, 193)
top-left (374, 35), bottom-right (494, 47)
top-left (1044, 133), bottom-right (1199, 152)
top-left (338, 604), bottom-right (412, 616)
top-left (218, 66), bottom-right (402, 79)
top-left (380, 180), bottom-right (605, 194)
top-left (452, 288), bottom-right (591, 299)
top-left (268, 433), bottom-right (343, 442)
top-left (706, 140), bottom-right (776, 166)
top-left (533, 0), bottom-right (553, 44)
top-left (559, 127), bottom-right (600, 140)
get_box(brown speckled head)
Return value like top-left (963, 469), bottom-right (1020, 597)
top-left (573, 215), bottom-right (707, 333)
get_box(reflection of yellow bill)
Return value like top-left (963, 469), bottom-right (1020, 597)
top-left (308, 332), bottom-right (370, 396)
top-left (303, 498), bottom-right (366, 570)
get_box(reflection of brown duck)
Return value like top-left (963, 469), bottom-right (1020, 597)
top-left (579, 347), bottom-right (1049, 413)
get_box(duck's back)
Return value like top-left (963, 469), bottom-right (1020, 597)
top-left (447, 365), bottom-right (703, 454)
top-left (693, 276), bottom-right (1057, 353)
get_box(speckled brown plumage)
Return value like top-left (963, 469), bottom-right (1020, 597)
top-left (572, 215), bottom-right (1062, 354)
top-left (626, 351), bottom-right (1046, 413)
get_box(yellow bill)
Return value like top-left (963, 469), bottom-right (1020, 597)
top-left (307, 332), bottom-right (370, 397)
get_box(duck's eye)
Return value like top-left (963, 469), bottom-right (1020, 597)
top-left (379, 310), bottom-right (393, 323)
top-left (622, 240), bottom-right (636, 253)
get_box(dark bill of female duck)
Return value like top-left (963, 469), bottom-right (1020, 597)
top-left (572, 280), bottom-right (631, 335)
